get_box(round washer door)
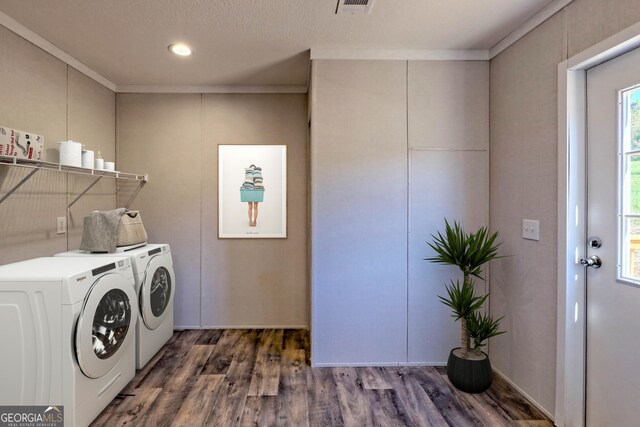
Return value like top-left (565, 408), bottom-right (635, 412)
top-left (75, 273), bottom-right (137, 379)
top-left (140, 255), bottom-right (175, 330)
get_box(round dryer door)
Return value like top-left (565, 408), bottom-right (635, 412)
top-left (140, 256), bottom-right (174, 330)
top-left (75, 273), bottom-right (137, 379)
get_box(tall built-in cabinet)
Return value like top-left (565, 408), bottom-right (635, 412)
top-left (310, 59), bottom-right (489, 365)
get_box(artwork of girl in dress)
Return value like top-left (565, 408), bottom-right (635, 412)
top-left (240, 164), bottom-right (265, 227)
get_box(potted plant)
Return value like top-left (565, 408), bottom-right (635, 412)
top-left (426, 219), bottom-right (505, 393)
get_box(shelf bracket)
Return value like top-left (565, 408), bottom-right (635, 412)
top-left (1, 155), bottom-right (148, 209)
top-left (68, 176), bottom-right (103, 209)
top-left (0, 168), bottom-right (39, 205)
top-left (123, 180), bottom-right (146, 209)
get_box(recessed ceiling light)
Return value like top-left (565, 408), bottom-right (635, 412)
top-left (168, 43), bottom-right (192, 56)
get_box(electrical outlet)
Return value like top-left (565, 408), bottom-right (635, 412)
top-left (57, 216), bottom-right (67, 235)
top-left (523, 219), bottom-right (539, 241)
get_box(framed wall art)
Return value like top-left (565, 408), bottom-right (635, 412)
top-left (218, 144), bottom-right (287, 238)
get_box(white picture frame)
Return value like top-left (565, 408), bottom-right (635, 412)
top-left (218, 144), bottom-right (287, 239)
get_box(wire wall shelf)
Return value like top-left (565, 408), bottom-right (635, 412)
top-left (0, 155), bottom-right (148, 207)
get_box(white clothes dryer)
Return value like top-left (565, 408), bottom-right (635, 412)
top-left (0, 257), bottom-right (137, 426)
top-left (56, 244), bottom-right (175, 369)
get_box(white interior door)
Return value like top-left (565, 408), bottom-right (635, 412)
top-left (586, 46), bottom-right (640, 426)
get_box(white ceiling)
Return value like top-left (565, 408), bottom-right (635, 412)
top-left (0, 0), bottom-right (555, 87)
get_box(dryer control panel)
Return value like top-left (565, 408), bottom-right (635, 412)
top-left (91, 259), bottom-right (131, 276)
top-left (63, 258), bottom-right (134, 305)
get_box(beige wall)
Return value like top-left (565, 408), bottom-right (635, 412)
top-left (67, 67), bottom-right (117, 249)
top-left (116, 93), bottom-right (308, 328)
top-left (0, 25), bottom-right (115, 264)
top-left (116, 94), bottom-right (202, 328)
top-left (489, 0), bottom-right (640, 416)
top-left (202, 94), bottom-right (308, 327)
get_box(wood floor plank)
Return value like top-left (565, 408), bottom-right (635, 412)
top-left (283, 328), bottom-right (310, 363)
top-left (90, 395), bottom-right (126, 427)
top-left (283, 329), bottom-right (308, 350)
top-left (435, 366), bottom-right (526, 426)
top-left (307, 367), bottom-right (345, 427)
top-left (247, 329), bottom-right (283, 397)
top-left (102, 388), bottom-right (162, 427)
top-left (165, 345), bottom-right (215, 392)
top-left (485, 374), bottom-right (549, 421)
top-left (205, 329), bottom-right (261, 426)
top-left (133, 330), bottom-right (203, 389)
top-left (359, 367), bottom-right (393, 390)
top-left (471, 391), bottom-right (515, 424)
top-left (333, 367), bottom-right (375, 427)
top-left (276, 348), bottom-right (309, 427)
top-left (94, 329), bottom-right (552, 427)
top-left (454, 388), bottom-right (512, 427)
top-left (240, 396), bottom-right (278, 427)
top-left (512, 421), bottom-right (554, 427)
top-left (122, 330), bottom-right (181, 392)
top-left (385, 367), bottom-right (448, 427)
top-left (201, 329), bottom-right (245, 375)
top-left (365, 389), bottom-right (412, 427)
top-left (137, 345), bottom-right (214, 427)
top-left (195, 329), bottom-right (223, 345)
top-left (172, 374), bottom-right (225, 426)
top-left (412, 367), bottom-right (484, 426)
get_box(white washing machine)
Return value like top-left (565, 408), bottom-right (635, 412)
top-left (56, 244), bottom-right (175, 369)
top-left (0, 257), bottom-right (137, 426)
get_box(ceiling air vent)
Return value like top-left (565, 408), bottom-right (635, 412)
top-left (336, 0), bottom-right (375, 14)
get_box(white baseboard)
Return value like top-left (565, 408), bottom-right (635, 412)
top-left (493, 368), bottom-right (555, 421)
top-left (404, 361), bottom-right (447, 367)
top-left (312, 362), bottom-right (404, 368)
top-left (310, 361), bottom-right (447, 368)
top-left (174, 325), bottom-right (309, 330)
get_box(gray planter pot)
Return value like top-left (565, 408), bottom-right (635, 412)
top-left (446, 348), bottom-right (493, 393)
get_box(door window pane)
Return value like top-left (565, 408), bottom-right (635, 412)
top-left (619, 86), bottom-right (640, 284)
top-left (623, 218), bottom-right (640, 281)
top-left (626, 88), bottom-right (640, 151)
top-left (625, 154), bottom-right (640, 214)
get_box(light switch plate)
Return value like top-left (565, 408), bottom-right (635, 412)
top-left (57, 216), bottom-right (66, 234)
top-left (523, 219), bottom-right (539, 241)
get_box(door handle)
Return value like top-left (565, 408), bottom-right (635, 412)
top-left (580, 255), bottom-right (602, 269)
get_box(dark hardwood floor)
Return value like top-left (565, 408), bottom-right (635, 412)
top-left (91, 329), bottom-right (553, 427)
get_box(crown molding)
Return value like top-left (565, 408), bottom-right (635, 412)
top-left (0, 11), bottom-right (117, 91)
top-left (489, 0), bottom-right (575, 59)
top-left (310, 48), bottom-right (489, 61)
top-left (116, 85), bottom-right (308, 94)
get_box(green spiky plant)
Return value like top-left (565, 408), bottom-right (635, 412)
top-left (467, 311), bottom-right (506, 351)
top-left (426, 220), bottom-right (505, 359)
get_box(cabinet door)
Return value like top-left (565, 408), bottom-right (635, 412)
top-left (408, 149), bottom-right (488, 363)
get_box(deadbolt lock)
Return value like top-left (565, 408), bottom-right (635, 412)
top-left (588, 236), bottom-right (602, 249)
